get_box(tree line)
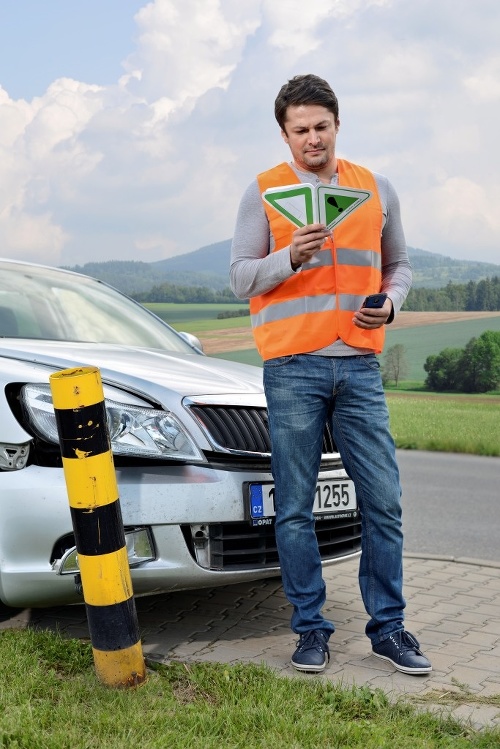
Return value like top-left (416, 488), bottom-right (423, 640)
top-left (383, 331), bottom-right (500, 393)
top-left (132, 276), bottom-right (500, 309)
top-left (403, 276), bottom-right (500, 311)
top-left (134, 284), bottom-right (238, 304)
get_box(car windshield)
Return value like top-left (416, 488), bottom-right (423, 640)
top-left (0, 261), bottom-right (196, 353)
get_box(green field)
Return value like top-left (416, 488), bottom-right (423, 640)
top-left (147, 304), bottom-right (500, 382)
top-left (211, 316), bottom-right (500, 379)
top-left (146, 303), bottom-right (250, 330)
top-left (384, 316), bottom-right (500, 380)
top-left (386, 393), bottom-right (499, 456)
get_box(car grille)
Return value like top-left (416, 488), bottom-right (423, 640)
top-left (182, 516), bottom-right (361, 571)
top-left (188, 405), bottom-right (336, 455)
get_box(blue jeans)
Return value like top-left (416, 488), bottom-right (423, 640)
top-left (263, 353), bottom-right (405, 645)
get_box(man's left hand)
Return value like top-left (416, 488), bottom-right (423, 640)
top-left (353, 298), bottom-right (393, 329)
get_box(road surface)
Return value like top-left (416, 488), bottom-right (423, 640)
top-left (397, 450), bottom-right (499, 562)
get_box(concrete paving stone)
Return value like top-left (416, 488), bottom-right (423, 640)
top-left (437, 579), bottom-right (488, 593)
top-left (476, 621), bottom-right (500, 636)
top-left (322, 606), bottom-right (355, 623)
top-left (467, 603), bottom-right (500, 617)
top-left (323, 589), bottom-right (360, 604)
top-left (332, 635), bottom-right (367, 653)
top-left (233, 634), bottom-right (287, 651)
top-left (248, 602), bottom-right (288, 617)
top-left (189, 604), bottom-right (230, 619)
top-left (447, 703), bottom-right (500, 730)
top-left (406, 609), bottom-right (446, 625)
top-left (476, 577), bottom-right (500, 590)
top-left (449, 593), bottom-right (500, 608)
top-left (423, 650), bottom-right (473, 674)
top-left (427, 620), bottom-right (479, 636)
top-left (475, 683), bottom-right (500, 697)
top-left (454, 612), bottom-right (499, 628)
top-left (142, 636), bottom-right (185, 654)
top-left (464, 654), bottom-right (500, 673)
top-left (239, 618), bottom-right (288, 634)
top-left (429, 641), bottom-right (482, 660)
top-left (337, 619), bottom-right (367, 636)
top-left (323, 571), bottom-right (358, 586)
top-left (414, 628), bottom-right (462, 648)
top-left (164, 614), bottom-right (215, 630)
top-left (419, 571), bottom-right (465, 584)
top-left (429, 601), bottom-right (481, 616)
top-left (437, 664), bottom-right (498, 690)
top-left (370, 675), bottom-right (433, 697)
top-left (251, 596), bottom-right (289, 611)
top-left (404, 593), bottom-right (450, 608)
top-left (457, 631), bottom-right (500, 648)
top-left (458, 570), bottom-right (500, 582)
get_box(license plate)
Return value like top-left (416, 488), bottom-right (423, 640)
top-left (247, 479), bottom-right (357, 526)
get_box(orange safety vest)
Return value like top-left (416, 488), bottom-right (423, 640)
top-left (250, 159), bottom-right (385, 360)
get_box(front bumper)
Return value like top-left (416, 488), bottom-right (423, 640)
top-left (0, 462), bottom-right (361, 608)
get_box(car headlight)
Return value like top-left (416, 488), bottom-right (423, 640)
top-left (20, 383), bottom-right (204, 462)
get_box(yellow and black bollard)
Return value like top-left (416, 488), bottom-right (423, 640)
top-left (49, 366), bottom-right (146, 688)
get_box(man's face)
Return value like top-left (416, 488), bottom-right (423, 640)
top-left (281, 104), bottom-right (339, 174)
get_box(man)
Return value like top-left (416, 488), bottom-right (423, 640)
top-left (230, 74), bottom-right (431, 675)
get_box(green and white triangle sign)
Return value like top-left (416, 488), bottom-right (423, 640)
top-left (262, 183), bottom-right (371, 230)
top-left (262, 184), bottom-right (317, 228)
top-left (317, 185), bottom-right (372, 230)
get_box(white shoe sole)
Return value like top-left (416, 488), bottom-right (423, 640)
top-left (372, 650), bottom-right (432, 674)
top-left (291, 658), bottom-right (328, 673)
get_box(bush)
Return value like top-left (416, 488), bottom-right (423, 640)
top-left (424, 330), bottom-right (500, 392)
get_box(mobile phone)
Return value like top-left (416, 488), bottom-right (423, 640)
top-left (362, 293), bottom-right (387, 309)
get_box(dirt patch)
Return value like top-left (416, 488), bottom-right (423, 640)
top-left (197, 311), bottom-right (500, 355)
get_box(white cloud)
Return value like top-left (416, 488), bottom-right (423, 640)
top-left (0, 0), bottom-right (499, 269)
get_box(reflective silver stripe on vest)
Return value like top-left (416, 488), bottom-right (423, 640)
top-left (303, 250), bottom-right (332, 269)
top-left (336, 248), bottom-right (381, 270)
top-left (251, 293), bottom-right (366, 327)
top-left (301, 248), bottom-right (381, 271)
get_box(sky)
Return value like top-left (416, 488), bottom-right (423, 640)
top-left (0, 0), bottom-right (499, 268)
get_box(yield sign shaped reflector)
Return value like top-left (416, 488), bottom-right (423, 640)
top-left (262, 184), bottom-right (317, 228)
top-left (262, 183), bottom-right (372, 231)
top-left (317, 185), bottom-right (372, 230)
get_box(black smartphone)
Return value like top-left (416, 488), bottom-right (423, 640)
top-left (362, 293), bottom-right (387, 309)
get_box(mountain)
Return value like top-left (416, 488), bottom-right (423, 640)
top-left (406, 247), bottom-right (500, 288)
top-left (64, 241), bottom-right (500, 295)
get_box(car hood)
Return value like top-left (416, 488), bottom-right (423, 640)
top-left (0, 339), bottom-right (264, 399)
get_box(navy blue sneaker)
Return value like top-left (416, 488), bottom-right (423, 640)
top-left (372, 631), bottom-right (432, 674)
top-left (291, 629), bottom-right (330, 673)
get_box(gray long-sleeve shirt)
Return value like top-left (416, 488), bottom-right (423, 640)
top-left (230, 162), bottom-right (412, 356)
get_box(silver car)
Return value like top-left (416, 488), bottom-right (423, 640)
top-left (0, 258), bottom-right (361, 610)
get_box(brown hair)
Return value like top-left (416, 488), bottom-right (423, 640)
top-left (274, 74), bottom-right (340, 131)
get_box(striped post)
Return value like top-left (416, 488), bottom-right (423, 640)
top-left (49, 366), bottom-right (146, 688)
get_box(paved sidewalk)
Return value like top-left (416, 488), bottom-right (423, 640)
top-left (3, 555), bottom-right (500, 730)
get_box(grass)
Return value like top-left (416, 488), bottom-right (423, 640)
top-left (1, 628), bottom-right (498, 749)
top-left (386, 394), bottom-right (500, 456)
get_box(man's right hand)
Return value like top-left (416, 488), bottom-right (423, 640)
top-left (290, 223), bottom-right (332, 270)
